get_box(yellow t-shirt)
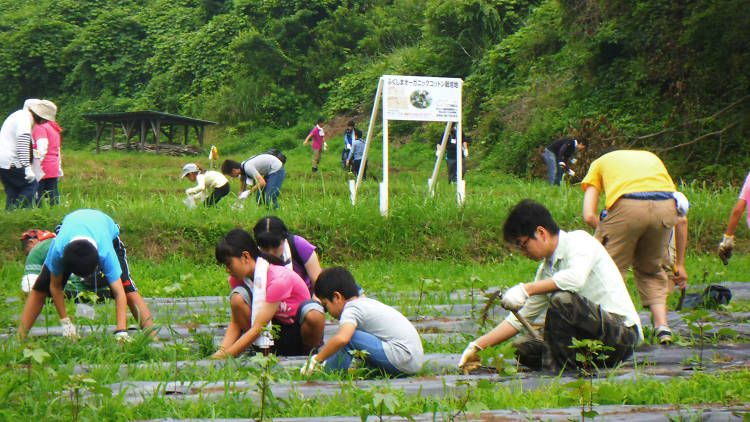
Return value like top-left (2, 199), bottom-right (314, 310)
top-left (581, 150), bottom-right (676, 209)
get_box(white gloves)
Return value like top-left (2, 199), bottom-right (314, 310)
top-left (300, 355), bottom-right (319, 376)
top-left (500, 284), bottom-right (529, 311)
top-left (458, 341), bottom-right (483, 373)
top-left (323, 142), bottom-right (328, 151)
top-left (24, 166), bottom-right (35, 183)
top-left (238, 190), bottom-right (251, 200)
top-left (566, 169), bottom-right (575, 177)
top-left (115, 330), bottom-right (133, 343)
top-left (718, 234), bottom-right (734, 265)
top-left (60, 317), bottom-right (78, 339)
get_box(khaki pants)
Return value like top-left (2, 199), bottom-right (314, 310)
top-left (312, 148), bottom-right (322, 169)
top-left (595, 198), bottom-right (679, 307)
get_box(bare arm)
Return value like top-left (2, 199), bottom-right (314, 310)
top-left (109, 279), bottom-right (128, 331)
top-left (303, 252), bottom-right (323, 286)
top-left (583, 186), bottom-right (601, 229)
top-left (49, 273), bottom-right (68, 320)
top-left (672, 216), bottom-right (688, 289)
top-left (303, 133), bottom-right (312, 145)
top-left (724, 199), bottom-right (747, 236)
top-left (224, 301), bottom-right (279, 357)
top-left (314, 322), bottom-right (355, 362)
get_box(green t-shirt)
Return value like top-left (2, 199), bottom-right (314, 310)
top-left (24, 238), bottom-right (53, 276)
top-left (24, 238), bottom-right (86, 292)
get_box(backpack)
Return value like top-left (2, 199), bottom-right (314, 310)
top-left (265, 148), bottom-right (287, 165)
top-left (680, 284), bottom-right (732, 310)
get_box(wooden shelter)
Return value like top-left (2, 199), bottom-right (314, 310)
top-left (82, 111), bottom-right (216, 153)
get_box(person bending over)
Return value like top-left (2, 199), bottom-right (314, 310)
top-left (459, 199), bottom-right (642, 373)
top-left (300, 266), bottom-right (424, 376)
top-left (212, 229), bottom-right (325, 358)
top-left (18, 209), bottom-right (154, 342)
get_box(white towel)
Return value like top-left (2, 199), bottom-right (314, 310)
top-left (247, 257), bottom-right (274, 348)
top-left (282, 239), bottom-right (294, 270)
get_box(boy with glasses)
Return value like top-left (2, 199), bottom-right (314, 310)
top-left (459, 199), bottom-right (642, 372)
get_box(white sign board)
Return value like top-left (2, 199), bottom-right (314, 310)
top-left (382, 75), bottom-right (462, 122)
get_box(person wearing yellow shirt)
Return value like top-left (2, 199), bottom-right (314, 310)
top-left (581, 149), bottom-right (688, 345)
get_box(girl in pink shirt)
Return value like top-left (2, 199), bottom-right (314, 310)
top-left (32, 121), bottom-right (62, 205)
top-left (212, 229), bottom-right (325, 358)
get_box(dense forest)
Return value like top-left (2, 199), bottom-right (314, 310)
top-left (1, 0), bottom-right (747, 181)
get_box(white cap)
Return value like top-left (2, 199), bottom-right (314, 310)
top-left (181, 163), bottom-right (198, 178)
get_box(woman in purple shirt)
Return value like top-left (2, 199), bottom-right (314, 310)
top-left (253, 216), bottom-right (321, 293)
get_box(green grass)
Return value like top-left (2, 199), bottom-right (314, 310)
top-left (0, 136), bottom-right (748, 420)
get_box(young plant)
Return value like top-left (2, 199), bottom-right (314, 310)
top-left (565, 338), bottom-right (614, 421)
top-left (63, 373), bottom-right (97, 422)
top-left (448, 380), bottom-right (489, 422)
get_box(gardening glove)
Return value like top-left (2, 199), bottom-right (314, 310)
top-left (114, 330), bottom-right (133, 344)
top-left (717, 234), bottom-right (734, 265)
top-left (500, 283), bottom-right (529, 311)
top-left (300, 355), bottom-right (319, 376)
top-left (60, 317), bottom-right (78, 339)
top-left (458, 341), bottom-right (483, 373)
top-left (323, 142), bottom-right (328, 151)
top-left (566, 168), bottom-right (575, 177)
top-left (24, 166), bottom-right (35, 183)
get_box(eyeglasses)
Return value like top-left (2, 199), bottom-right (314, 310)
top-left (515, 237), bottom-right (531, 251)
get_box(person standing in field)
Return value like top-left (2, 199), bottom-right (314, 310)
top-left (717, 169), bottom-right (750, 265)
top-left (181, 163), bottom-right (230, 207)
top-left (221, 154), bottom-right (285, 209)
top-left (31, 100), bottom-right (62, 206)
top-left (542, 137), bottom-right (587, 186)
top-left (440, 125), bottom-right (469, 184)
top-left (346, 129), bottom-right (367, 180)
top-left (0, 99), bottom-right (55, 211)
top-left (341, 120), bottom-right (355, 171)
top-left (18, 209), bottom-right (155, 342)
top-left (303, 118), bottom-right (327, 173)
top-left (459, 199), bottom-right (642, 373)
top-left (581, 149), bottom-right (688, 344)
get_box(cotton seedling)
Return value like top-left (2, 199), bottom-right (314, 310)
top-left (565, 338), bottom-right (614, 421)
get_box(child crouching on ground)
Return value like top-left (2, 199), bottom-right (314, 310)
top-left (181, 163), bottom-right (230, 207)
top-left (300, 266), bottom-right (424, 376)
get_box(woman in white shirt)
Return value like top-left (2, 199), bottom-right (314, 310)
top-left (181, 163), bottom-right (230, 206)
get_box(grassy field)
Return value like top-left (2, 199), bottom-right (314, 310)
top-left (0, 133), bottom-right (748, 420)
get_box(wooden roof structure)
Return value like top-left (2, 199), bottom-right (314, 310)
top-left (82, 111), bottom-right (216, 153)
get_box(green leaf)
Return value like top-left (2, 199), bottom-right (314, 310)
top-left (582, 410), bottom-right (599, 418)
top-left (466, 400), bottom-right (489, 417)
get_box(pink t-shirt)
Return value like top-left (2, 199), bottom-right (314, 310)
top-left (265, 265), bottom-right (311, 324)
top-left (740, 171), bottom-right (750, 229)
top-left (308, 125), bottom-right (324, 150)
top-left (32, 122), bottom-right (62, 178)
top-left (228, 265), bottom-right (311, 324)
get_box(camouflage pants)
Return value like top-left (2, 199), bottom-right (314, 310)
top-left (512, 291), bottom-right (639, 371)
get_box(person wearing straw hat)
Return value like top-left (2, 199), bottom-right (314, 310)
top-left (0, 99), bottom-right (56, 210)
top-left (30, 100), bottom-right (62, 206)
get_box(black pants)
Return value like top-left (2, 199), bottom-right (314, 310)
top-left (36, 177), bottom-right (60, 206)
top-left (205, 183), bottom-right (230, 206)
top-left (351, 159), bottom-right (367, 180)
top-left (446, 158), bottom-right (465, 183)
top-left (0, 167), bottom-right (35, 210)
